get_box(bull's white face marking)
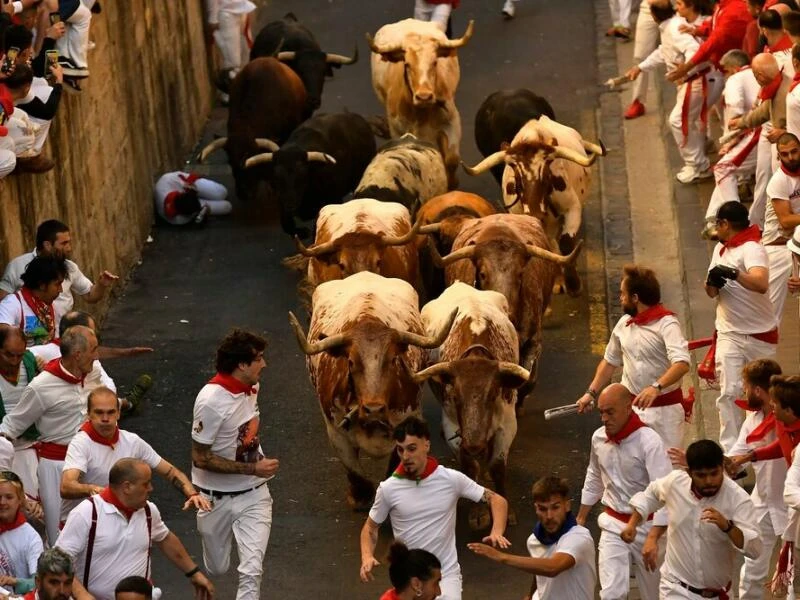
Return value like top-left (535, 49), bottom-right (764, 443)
top-left (316, 199), bottom-right (411, 243)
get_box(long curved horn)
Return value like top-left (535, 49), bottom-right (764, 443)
top-left (275, 51), bottom-right (297, 61)
top-left (553, 146), bottom-right (597, 167)
top-left (525, 239), bottom-right (584, 265)
top-left (365, 32), bottom-right (402, 55)
top-left (438, 19), bottom-right (475, 49)
top-left (288, 312), bottom-right (349, 355)
top-left (580, 138), bottom-right (606, 156)
top-left (326, 44), bottom-right (358, 65)
top-left (496, 361), bottom-right (532, 385)
top-left (306, 152), bottom-right (337, 164)
top-left (395, 309), bottom-right (458, 349)
top-left (462, 151), bottom-right (506, 176)
top-left (436, 244), bottom-right (476, 266)
top-left (293, 235), bottom-right (338, 258)
top-left (244, 153), bottom-right (274, 168)
top-left (198, 137), bottom-right (227, 163)
top-left (409, 361), bottom-right (454, 385)
top-left (255, 138), bottom-right (280, 151)
top-left (381, 217), bottom-right (424, 246)
top-left (419, 223), bottom-right (441, 234)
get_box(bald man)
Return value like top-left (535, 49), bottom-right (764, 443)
top-left (731, 52), bottom-right (794, 229)
top-left (577, 384), bottom-right (672, 600)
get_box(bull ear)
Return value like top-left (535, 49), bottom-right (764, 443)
top-left (381, 50), bottom-right (406, 63)
top-left (436, 47), bottom-right (456, 58)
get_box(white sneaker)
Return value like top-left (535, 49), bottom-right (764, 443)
top-left (502, 0), bottom-right (515, 19)
top-left (87, 40), bottom-right (96, 51)
top-left (676, 165), bottom-right (712, 184)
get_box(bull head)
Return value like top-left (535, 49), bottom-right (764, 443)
top-left (462, 141), bottom-right (601, 176)
top-left (430, 237), bottom-right (583, 267)
top-left (245, 150), bottom-right (336, 169)
top-left (365, 20), bottom-right (475, 58)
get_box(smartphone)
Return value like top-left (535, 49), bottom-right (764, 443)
top-left (49, 12), bottom-right (61, 25)
top-left (1, 47), bottom-right (18, 75)
top-left (45, 50), bottom-right (59, 84)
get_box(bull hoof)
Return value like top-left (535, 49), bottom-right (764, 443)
top-left (552, 277), bottom-right (566, 295)
top-left (565, 272), bottom-right (583, 297)
top-left (468, 502), bottom-right (492, 531)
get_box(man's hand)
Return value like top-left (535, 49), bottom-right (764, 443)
top-left (46, 21), bottom-right (66, 40)
top-left (98, 270), bottom-right (119, 287)
top-left (667, 62), bottom-right (692, 83)
top-left (254, 457), bottom-right (279, 478)
top-left (789, 275), bottom-right (800, 295)
top-left (1, 2), bottom-right (13, 16)
top-left (767, 127), bottom-right (787, 143)
top-left (467, 542), bottom-right (503, 560)
top-left (678, 23), bottom-right (698, 35)
top-left (482, 533), bottom-right (511, 549)
top-left (620, 524), bottom-right (637, 543)
top-left (190, 571), bottom-right (215, 600)
top-left (667, 447), bottom-right (687, 469)
top-left (360, 556), bottom-right (380, 582)
top-left (633, 385), bottom-right (659, 409)
top-left (728, 117), bottom-right (743, 131)
top-left (625, 66), bottom-right (642, 81)
top-left (24, 498), bottom-right (43, 522)
top-left (0, 575), bottom-right (18, 587)
top-left (183, 494), bottom-right (212, 512)
top-left (576, 393), bottom-right (595, 414)
top-left (701, 507), bottom-right (729, 529)
top-left (118, 346), bottom-right (154, 357)
top-left (49, 61), bottom-right (63, 84)
top-left (642, 535), bottom-right (660, 572)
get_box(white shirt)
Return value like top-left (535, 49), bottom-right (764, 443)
top-left (639, 15), bottom-right (703, 73)
top-left (205, 0), bottom-right (256, 24)
top-left (0, 522), bottom-right (43, 592)
top-left (729, 410), bottom-right (788, 534)
top-left (0, 250), bottom-right (93, 324)
top-left (765, 167), bottom-right (800, 244)
top-left (0, 365), bottom-right (37, 453)
top-left (57, 496), bottom-right (169, 600)
top-left (722, 68), bottom-right (760, 130)
top-left (29, 342), bottom-right (116, 394)
top-left (527, 525), bottom-right (596, 600)
top-left (191, 382), bottom-right (267, 492)
top-left (604, 313), bottom-right (690, 396)
top-left (369, 465), bottom-right (485, 579)
top-left (154, 172), bottom-right (197, 226)
top-left (708, 240), bottom-right (776, 334)
top-left (581, 425), bottom-right (672, 530)
top-left (630, 470), bottom-right (761, 589)
top-left (787, 84), bottom-right (800, 139)
top-left (0, 369), bottom-right (85, 445)
top-left (0, 292), bottom-right (55, 348)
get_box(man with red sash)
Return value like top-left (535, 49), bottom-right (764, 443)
top-left (576, 384), bottom-right (671, 600)
top-left (191, 329), bottom-right (279, 600)
top-left (623, 439), bottom-right (761, 599)
top-left (153, 171), bottom-right (232, 226)
top-left (705, 201), bottom-right (777, 452)
top-left (57, 458), bottom-right (214, 600)
top-left (761, 9), bottom-right (795, 75)
top-left (60, 386), bottom-right (209, 524)
top-left (360, 416), bottom-right (510, 600)
top-left (22, 547), bottom-right (76, 600)
top-left (0, 325), bottom-right (97, 545)
top-left (577, 265), bottom-right (691, 449)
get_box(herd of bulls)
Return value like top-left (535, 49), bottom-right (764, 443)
top-left (199, 13), bottom-right (608, 515)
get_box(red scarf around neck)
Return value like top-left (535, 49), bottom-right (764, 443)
top-left (626, 304), bottom-right (675, 327)
top-left (768, 35), bottom-right (793, 53)
top-left (19, 287), bottom-right (55, 342)
top-left (100, 487), bottom-right (135, 520)
top-left (379, 590), bottom-right (401, 600)
top-left (791, 72), bottom-right (800, 93)
top-left (607, 412), bottom-right (647, 444)
top-left (720, 224), bottom-right (761, 254)
top-left (80, 421), bottom-right (120, 448)
top-left (393, 456), bottom-right (439, 482)
top-left (759, 68), bottom-right (785, 101)
top-left (0, 510), bottom-right (26, 534)
top-left (746, 412), bottom-right (777, 443)
top-left (209, 373), bottom-right (256, 395)
top-left (43, 359), bottom-right (84, 386)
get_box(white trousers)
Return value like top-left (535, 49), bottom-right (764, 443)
top-left (715, 331), bottom-right (777, 452)
top-left (56, 2), bottom-right (91, 69)
top-left (609, 0), bottom-right (632, 28)
top-left (598, 527), bottom-right (661, 600)
top-left (214, 11), bottom-right (251, 72)
top-left (195, 178), bottom-right (232, 215)
top-left (439, 573), bottom-right (462, 600)
top-left (669, 78), bottom-right (710, 171)
top-left (750, 128), bottom-right (776, 230)
top-left (12, 446), bottom-right (38, 501)
top-left (0, 136), bottom-right (15, 178)
top-left (705, 130), bottom-right (760, 221)
top-left (767, 245), bottom-right (793, 324)
top-left (740, 512), bottom-right (796, 600)
top-left (197, 483), bottom-right (272, 600)
top-left (631, 0), bottom-right (659, 103)
top-left (635, 404), bottom-right (685, 450)
top-left (38, 457), bottom-right (64, 545)
top-left (414, 0), bottom-right (452, 31)
top-left (7, 114), bottom-right (36, 158)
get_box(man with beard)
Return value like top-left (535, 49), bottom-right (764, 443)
top-left (467, 476), bottom-right (595, 600)
top-left (576, 384), bottom-right (671, 600)
top-left (705, 200), bottom-right (776, 452)
top-left (23, 547), bottom-right (75, 600)
top-left (622, 439), bottom-right (761, 599)
top-left (576, 265), bottom-right (691, 450)
top-left (360, 416), bottom-right (510, 600)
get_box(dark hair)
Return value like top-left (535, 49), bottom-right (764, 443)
top-left (770, 375), bottom-right (800, 416)
top-left (742, 358), bottom-right (782, 390)
top-left (747, 0), bottom-right (767, 7)
top-left (650, 2), bottom-right (676, 22)
top-left (215, 329), bottom-right (267, 374)
top-left (35, 219), bottom-right (69, 251)
top-left (716, 201), bottom-right (750, 230)
top-left (174, 190), bottom-right (202, 216)
top-left (36, 547), bottom-right (74, 579)
top-left (3, 24), bottom-right (32, 53)
top-left (3, 62), bottom-right (32, 90)
top-left (393, 415), bottom-right (431, 442)
top-left (778, 132), bottom-right (800, 148)
top-left (0, 324), bottom-right (24, 348)
top-left (59, 310), bottom-right (94, 337)
top-left (115, 575), bottom-right (152, 599)
top-left (686, 439), bottom-right (724, 470)
top-left (622, 264), bottom-right (661, 305)
top-left (386, 542), bottom-right (441, 592)
top-left (531, 476), bottom-right (570, 502)
top-left (109, 458), bottom-right (147, 488)
top-left (785, 11), bottom-right (800, 36)
top-left (759, 8), bottom-right (783, 30)
top-left (19, 255), bottom-right (68, 290)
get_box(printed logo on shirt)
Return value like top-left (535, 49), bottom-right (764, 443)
top-left (23, 316), bottom-right (49, 346)
top-left (0, 550), bottom-right (14, 583)
top-left (193, 421), bottom-right (203, 435)
top-left (790, 188), bottom-right (800, 200)
top-left (236, 417), bottom-right (261, 463)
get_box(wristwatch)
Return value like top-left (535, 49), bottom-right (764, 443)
top-left (651, 381), bottom-right (663, 392)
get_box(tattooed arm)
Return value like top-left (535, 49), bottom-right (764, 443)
top-left (154, 458), bottom-right (211, 511)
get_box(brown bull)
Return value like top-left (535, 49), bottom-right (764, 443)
top-left (289, 271), bottom-right (456, 508)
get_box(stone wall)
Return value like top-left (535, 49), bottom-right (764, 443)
top-left (0, 1), bottom-right (212, 317)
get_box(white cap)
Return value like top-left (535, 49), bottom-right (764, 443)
top-left (789, 225), bottom-right (800, 256)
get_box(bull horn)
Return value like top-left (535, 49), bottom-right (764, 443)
top-left (580, 138), bottom-right (606, 156)
top-left (293, 235), bottom-right (338, 258)
top-left (381, 217), bottom-right (424, 246)
top-left (438, 19), bottom-right (475, 49)
top-left (306, 152), bottom-right (337, 164)
top-left (462, 151), bottom-right (506, 176)
top-left (552, 146), bottom-right (597, 167)
top-left (496, 362), bottom-right (532, 385)
top-left (255, 138), bottom-right (280, 151)
top-left (525, 239), bottom-right (584, 265)
top-left (198, 137), bottom-right (227, 163)
top-left (365, 32), bottom-right (402, 55)
top-left (288, 311), bottom-right (349, 355)
top-left (326, 44), bottom-right (358, 65)
top-left (275, 51), bottom-right (297, 61)
top-left (436, 244), bottom-right (476, 266)
top-left (244, 153), bottom-right (274, 168)
top-left (395, 309), bottom-right (458, 349)
top-left (409, 361), bottom-right (454, 385)
top-left (419, 223), bottom-right (441, 234)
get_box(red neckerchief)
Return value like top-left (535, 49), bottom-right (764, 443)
top-left (776, 419), bottom-right (800, 464)
top-left (790, 72), bottom-right (800, 93)
top-left (781, 163), bottom-right (800, 177)
top-left (100, 487), bottom-right (135, 520)
top-left (80, 421), bottom-right (120, 449)
top-left (734, 399), bottom-right (758, 411)
top-left (746, 412), bottom-right (777, 443)
top-left (379, 589), bottom-right (401, 600)
top-left (178, 172), bottom-right (201, 185)
top-left (163, 191), bottom-right (181, 219)
top-left (0, 510), bottom-right (26, 534)
top-left (606, 412), bottom-right (648, 444)
top-left (209, 373), bottom-right (256, 395)
top-left (759, 68), bottom-right (784, 101)
top-left (43, 359), bottom-right (84, 387)
top-left (720, 224), bottom-right (761, 255)
top-left (392, 456), bottom-right (439, 483)
top-left (0, 85), bottom-right (13, 136)
top-left (626, 304), bottom-right (675, 327)
top-left (767, 35), bottom-right (793, 53)
top-left (20, 287), bottom-right (55, 343)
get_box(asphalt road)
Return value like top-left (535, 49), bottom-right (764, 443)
top-left (98, 0), bottom-right (605, 597)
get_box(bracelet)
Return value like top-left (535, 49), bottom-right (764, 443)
top-left (185, 566), bottom-right (201, 578)
top-left (722, 520), bottom-right (734, 533)
top-left (586, 388), bottom-right (598, 400)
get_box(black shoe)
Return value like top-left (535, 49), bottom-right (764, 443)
top-left (58, 57), bottom-right (89, 78)
top-left (91, 1), bottom-right (101, 13)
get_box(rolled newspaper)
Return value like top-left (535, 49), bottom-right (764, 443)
top-left (604, 75), bottom-right (629, 89)
top-left (544, 402), bottom-right (586, 420)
